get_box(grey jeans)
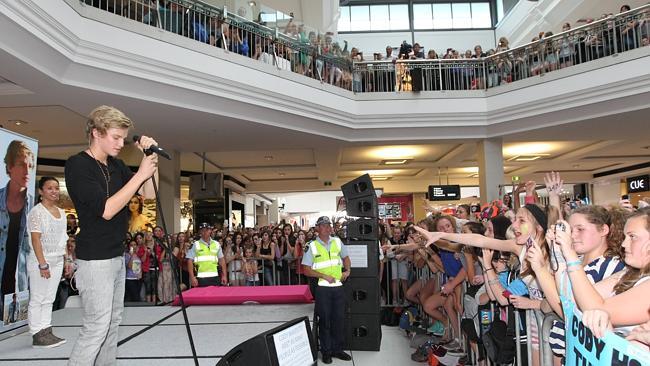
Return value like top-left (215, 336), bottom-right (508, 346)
top-left (68, 257), bottom-right (125, 366)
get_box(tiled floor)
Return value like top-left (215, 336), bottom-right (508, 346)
top-left (0, 304), bottom-right (423, 365)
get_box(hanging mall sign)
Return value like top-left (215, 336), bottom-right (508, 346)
top-left (428, 185), bottom-right (461, 201)
top-left (626, 174), bottom-right (649, 193)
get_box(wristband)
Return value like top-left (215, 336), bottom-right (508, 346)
top-left (484, 267), bottom-right (494, 272)
top-left (38, 262), bottom-right (50, 270)
top-left (567, 265), bottom-right (583, 273)
top-left (566, 259), bottom-right (581, 268)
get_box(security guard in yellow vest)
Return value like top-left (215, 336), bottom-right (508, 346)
top-left (302, 216), bottom-right (352, 364)
top-left (186, 223), bottom-right (227, 287)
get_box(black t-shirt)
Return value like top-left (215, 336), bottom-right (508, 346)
top-left (1, 209), bottom-right (22, 295)
top-left (64, 152), bottom-right (134, 260)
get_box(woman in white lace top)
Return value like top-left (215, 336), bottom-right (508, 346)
top-left (27, 177), bottom-right (71, 348)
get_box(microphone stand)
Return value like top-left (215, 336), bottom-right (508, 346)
top-left (147, 158), bottom-right (199, 366)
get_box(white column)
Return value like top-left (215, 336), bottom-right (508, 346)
top-left (477, 138), bottom-right (504, 204)
top-left (156, 150), bottom-right (181, 234)
top-left (269, 200), bottom-right (279, 225)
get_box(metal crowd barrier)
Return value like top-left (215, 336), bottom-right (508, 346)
top-left (541, 311), bottom-right (562, 366)
top-left (222, 256), bottom-right (306, 287)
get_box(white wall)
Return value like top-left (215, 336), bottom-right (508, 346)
top-left (591, 179), bottom-right (622, 206)
top-left (273, 191), bottom-right (342, 214)
top-left (337, 32), bottom-right (411, 56)
top-left (338, 30), bottom-right (496, 56)
top-left (414, 30), bottom-right (496, 55)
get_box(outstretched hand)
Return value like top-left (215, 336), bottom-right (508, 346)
top-left (544, 171), bottom-right (564, 195)
top-left (413, 226), bottom-right (444, 247)
top-left (524, 180), bottom-right (537, 196)
top-left (626, 320), bottom-right (650, 346)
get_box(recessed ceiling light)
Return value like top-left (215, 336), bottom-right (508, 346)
top-left (264, 155), bottom-right (273, 161)
top-left (503, 142), bottom-right (555, 157)
top-left (278, 172), bottom-right (286, 176)
top-left (507, 154), bottom-right (550, 162)
top-left (371, 176), bottom-right (391, 181)
top-left (380, 158), bottom-right (412, 165)
top-left (370, 146), bottom-right (422, 160)
top-left (248, 1), bottom-right (256, 6)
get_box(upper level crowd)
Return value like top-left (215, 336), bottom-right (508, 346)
top-left (86, 0), bottom-right (649, 92)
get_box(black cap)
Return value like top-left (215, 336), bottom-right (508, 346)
top-left (315, 216), bottom-right (332, 226)
top-left (198, 222), bottom-right (212, 230)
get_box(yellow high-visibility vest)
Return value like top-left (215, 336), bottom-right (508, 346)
top-left (309, 237), bottom-right (343, 287)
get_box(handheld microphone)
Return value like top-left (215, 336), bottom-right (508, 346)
top-left (132, 135), bottom-right (171, 160)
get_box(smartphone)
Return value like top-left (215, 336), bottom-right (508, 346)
top-left (555, 222), bottom-right (566, 233)
top-left (502, 290), bottom-right (512, 298)
top-left (526, 236), bottom-right (534, 249)
top-left (622, 194), bottom-right (629, 200)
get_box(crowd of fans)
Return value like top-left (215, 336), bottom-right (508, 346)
top-left (99, 212), bottom-right (314, 305)
top-left (375, 172), bottom-right (650, 364)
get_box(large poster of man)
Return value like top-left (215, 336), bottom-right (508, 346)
top-left (0, 127), bottom-right (38, 335)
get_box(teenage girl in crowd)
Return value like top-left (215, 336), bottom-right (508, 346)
top-left (555, 210), bottom-right (650, 349)
top-left (526, 204), bottom-right (627, 363)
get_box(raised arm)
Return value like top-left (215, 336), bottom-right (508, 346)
top-left (527, 241), bottom-right (563, 316)
top-left (479, 249), bottom-right (510, 306)
top-left (103, 137), bottom-right (158, 220)
top-left (556, 222), bottom-right (650, 327)
top-left (413, 226), bottom-right (519, 254)
top-left (544, 171), bottom-right (564, 220)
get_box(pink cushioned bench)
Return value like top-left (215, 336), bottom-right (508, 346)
top-left (172, 285), bottom-right (313, 306)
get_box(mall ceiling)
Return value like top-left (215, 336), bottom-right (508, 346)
top-left (1, 99), bottom-right (649, 194)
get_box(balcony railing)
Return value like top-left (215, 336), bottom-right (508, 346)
top-left (79, 0), bottom-right (649, 93)
top-left (354, 4), bottom-right (650, 92)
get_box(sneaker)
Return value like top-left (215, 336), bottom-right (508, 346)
top-left (411, 346), bottom-right (429, 362)
top-left (32, 328), bottom-right (66, 348)
top-left (427, 320), bottom-right (445, 336)
top-left (447, 348), bottom-right (466, 357)
top-left (44, 327), bottom-right (66, 345)
top-left (322, 353), bottom-right (333, 364)
top-left (442, 339), bottom-right (461, 350)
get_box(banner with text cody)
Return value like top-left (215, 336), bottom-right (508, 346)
top-left (566, 306), bottom-right (650, 366)
top-left (0, 127), bottom-right (38, 336)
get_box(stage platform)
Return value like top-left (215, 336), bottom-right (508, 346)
top-left (0, 303), bottom-right (423, 365)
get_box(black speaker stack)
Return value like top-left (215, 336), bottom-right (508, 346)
top-left (341, 174), bottom-right (382, 351)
